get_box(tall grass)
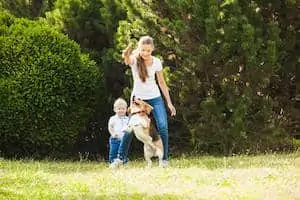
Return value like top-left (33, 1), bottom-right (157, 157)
top-left (0, 152), bottom-right (299, 200)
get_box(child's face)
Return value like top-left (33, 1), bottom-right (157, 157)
top-left (115, 106), bottom-right (127, 116)
top-left (139, 44), bottom-right (153, 61)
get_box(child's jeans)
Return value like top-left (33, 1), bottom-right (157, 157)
top-left (109, 137), bottom-right (121, 163)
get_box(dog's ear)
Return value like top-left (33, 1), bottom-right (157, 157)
top-left (136, 99), bottom-right (153, 114)
top-left (127, 107), bottom-right (131, 115)
top-left (129, 104), bottom-right (141, 114)
top-left (134, 98), bottom-right (143, 105)
top-left (131, 99), bottom-right (153, 114)
top-left (144, 103), bottom-right (153, 115)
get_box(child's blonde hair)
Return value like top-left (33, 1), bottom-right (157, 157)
top-left (113, 98), bottom-right (127, 110)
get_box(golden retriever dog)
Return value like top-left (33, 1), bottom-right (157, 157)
top-left (125, 99), bottom-right (164, 167)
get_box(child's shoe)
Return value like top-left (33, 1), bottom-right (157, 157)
top-left (109, 158), bottom-right (123, 169)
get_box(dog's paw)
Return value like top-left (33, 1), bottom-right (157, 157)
top-left (146, 164), bottom-right (152, 168)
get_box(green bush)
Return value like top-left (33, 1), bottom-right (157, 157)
top-left (0, 16), bottom-right (102, 158)
top-left (0, 9), bottom-right (15, 34)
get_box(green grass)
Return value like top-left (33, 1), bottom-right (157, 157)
top-left (0, 152), bottom-right (299, 200)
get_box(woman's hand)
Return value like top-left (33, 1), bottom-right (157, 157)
top-left (167, 102), bottom-right (176, 116)
top-left (122, 45), bottom-right (133, 63)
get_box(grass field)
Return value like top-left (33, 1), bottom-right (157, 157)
top-left (0, 152), bottom-right (299, 200)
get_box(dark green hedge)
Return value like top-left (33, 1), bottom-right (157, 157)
top-left (0, 14), bottom-right (102, 158)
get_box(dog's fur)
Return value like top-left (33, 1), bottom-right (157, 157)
top-left (125, 99), bottom-right (163, 167)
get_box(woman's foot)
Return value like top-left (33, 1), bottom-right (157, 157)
top-left (160, 160), bottom-right (169, 168)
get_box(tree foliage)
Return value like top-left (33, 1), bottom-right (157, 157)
top-left (0, 0), bottom-right (298, 158)
top-left (0, 0), bottom-right (56, 18)
top-left (115, 0), bottom-right (298, 154)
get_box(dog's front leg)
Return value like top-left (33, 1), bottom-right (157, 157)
top-left (145, 157), bottom-right (152, 168)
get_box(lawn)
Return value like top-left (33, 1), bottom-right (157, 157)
top-left (0, 152), bottom-right (299, 200)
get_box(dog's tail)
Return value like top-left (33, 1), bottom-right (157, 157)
top-left (149, 118), bottom-right (160, 142)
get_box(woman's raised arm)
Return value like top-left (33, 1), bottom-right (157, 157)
top-left (122, 45), bottom-right (135, 65)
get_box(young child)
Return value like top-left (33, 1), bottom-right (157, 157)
top-left (108, 98), bottom-right (129, 165)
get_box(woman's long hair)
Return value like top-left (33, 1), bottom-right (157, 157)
top-left (135, 36), bottom-right (154, 82)
top-left (136, 56), bottom-right (148, 82)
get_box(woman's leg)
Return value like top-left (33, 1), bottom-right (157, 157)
top-left (145, 96), bottom-right (169, 160)
top-left (117, 130), bottom-right (133, 163)
top-left (109, 137), bottom-right (121, 163)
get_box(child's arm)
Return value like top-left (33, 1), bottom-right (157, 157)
top-left (108, 118), bottom-right (117, 137)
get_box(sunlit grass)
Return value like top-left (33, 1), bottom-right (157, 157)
top-left (0, 152), bottom-right (299, 200)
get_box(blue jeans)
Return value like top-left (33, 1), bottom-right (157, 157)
top-left (109, 137), bottom-right (121, 163)
top-left (117, 96), bottom-right (169, 161)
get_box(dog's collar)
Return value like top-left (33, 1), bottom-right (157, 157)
top-left (131, 110), bottom-right (149, 115)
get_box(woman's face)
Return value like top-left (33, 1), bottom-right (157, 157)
top-left (139, 44), bottom-right (153, 61)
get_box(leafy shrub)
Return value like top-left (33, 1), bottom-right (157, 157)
top-left (0, 16), bottom-right (102, 158)
top-left (0, 9), bottom-right (15, 34)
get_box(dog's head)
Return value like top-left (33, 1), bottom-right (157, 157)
top-left (128, 99), bottom-right (153, 115)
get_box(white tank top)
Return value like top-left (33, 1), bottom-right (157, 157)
top-left (130, 56), bottom-right (162, 100)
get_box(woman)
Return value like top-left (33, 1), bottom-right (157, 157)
top-left (111, 36), bottom-right (176, 168)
